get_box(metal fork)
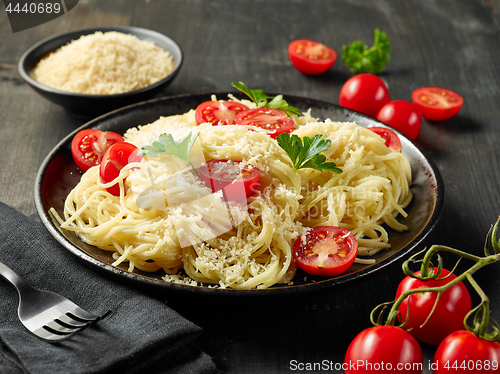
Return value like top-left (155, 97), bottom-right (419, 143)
top-left (0, 260), bottom-right (100, 342)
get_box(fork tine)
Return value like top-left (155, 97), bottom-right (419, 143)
top-left (69, 306), bottom-right (100, 321)
top-left (55, 299), bottom-right (99, 322)
top-left (57, 313), bottom-right (91, 327)
top-left (21, 302), bottom-right (98, 342)
top-left (43, 319), bottom-right (88, 335)
top-left (27, 314), bottom-right (95, 342)
top-left (30, 325), bottom-right (78, 342)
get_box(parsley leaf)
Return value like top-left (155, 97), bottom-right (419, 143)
top-left (138, 132), bottom-right (200, 173)
top-left (342, 28), bottom-right (391, 75)
top-left (276, 133), bottom-right (342, 173)
top-left (231, 81), bottom-right (301, 117)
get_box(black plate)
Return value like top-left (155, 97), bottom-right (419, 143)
top-left (34, 93), bottom-right (444, 295)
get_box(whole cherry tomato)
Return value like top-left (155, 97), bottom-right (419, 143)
top-left (412, 86), bottom-right (463, 121)
top-left (396, 268), bottom-right (472, 346)
top-left (344, 326), bottom-right (423, 374)
top-left (433, 330), bottom-right (500, 373)
top-left (71, 129), bottom-right (124, 172)
top-left (288, 39), bottom-right (337, 75)
top-left (376, 100), bottom-right (422, 140)
top-left (339, 74), bottom-right (390, 118)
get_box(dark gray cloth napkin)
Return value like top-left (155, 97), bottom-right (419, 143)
top-left (0, 202), bottom-right (219, 374)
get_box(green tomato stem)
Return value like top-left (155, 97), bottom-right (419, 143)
top-left (378, 220), bottom-right (500, 343)
top-left (465, 274), bottom-right (490, 336)
top-left (419, 245), bottom-right (484, 277)
top-left (386, 252), bottom-right (498, 325)
top-left (464, 274), bottom-right (500, 341)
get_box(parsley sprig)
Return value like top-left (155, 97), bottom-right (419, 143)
top-left (276, 133), bottom-right (342, 173)
top-left (231, 81), bottom-right (301, 117)
top-left (138, 132), bottom-right (200, 173)
top-left (342, 28), bottom-right (391, 75)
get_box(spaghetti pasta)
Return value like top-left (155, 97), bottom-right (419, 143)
top-left (53, 99), bottom-right (413, 289)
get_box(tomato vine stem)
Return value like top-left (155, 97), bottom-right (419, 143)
top-left (370, 217), bottom-right (500, 342)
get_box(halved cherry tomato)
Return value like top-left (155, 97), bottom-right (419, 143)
top-left (396, 268), bottom-right (472, 346)
top-left (345, 326), bottom-right (423, 374)
top-left (71, 129), bottom-right (124, 172)
top-left (433, 330), bottom-right (500, 374)
top-left (339, 73), bottom-right (390, 118)
top-left (376, 100), bottom-right (422, 140)
top-left (99, 142), bottom-right (142, 196)
top-left (199, 159), bottom-right (261, 201)
top-left (234, 108), bottom-right (295, 138)
top-left (368, 126), bottom-right (401, 152)
top-left (293, 226), bottom-right (358, 276)
top-left (412, 86), bottom-right (463, 121)
top-left (195, 100), bottom-right (249, 126)
top-left (288, 39), bottom-right (337, 75)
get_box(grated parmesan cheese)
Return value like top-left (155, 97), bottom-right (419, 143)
top-left (32, 31), bottom-right (175, 95)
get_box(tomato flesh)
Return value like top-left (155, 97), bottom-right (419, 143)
top-left (288, 39), bottom-right (337, 75)
top-left (234, 108), bottom-right (295, 138)
top-left (199, 159), bottom-right (261, 202)
top-left (345, 326), bottom-right (423, 374)
top-left (412, 86), bottom-right (463, 121)
top-left (368, 126), bottom-right (401, 152)
top-left (376, 100), bottom-right (422, 140)
top-left (293, 226), bottom-right (358, 276)
top-left (195, 100), bottom-right (249, 126)
top-left (396, 268), bottom-right (472, 346)
top-left (339, 73), bottom-right (390, 118)
top-left (99, 142), bottom-right (142, 196)
top-left (71, 129), bottom-right (124, 172)
top-left (433, 330), bottom-right (500, 374)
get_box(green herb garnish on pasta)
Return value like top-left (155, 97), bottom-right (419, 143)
top-left (231, 81), bottom-right (301, 117)
top-left (276, 132), bottom-right (342, 173)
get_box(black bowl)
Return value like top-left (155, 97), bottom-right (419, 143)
top-left (18, 26), bottom-right (183, 117)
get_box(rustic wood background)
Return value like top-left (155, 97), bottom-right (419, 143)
top-left (1, 1), bottom-right (500, 372)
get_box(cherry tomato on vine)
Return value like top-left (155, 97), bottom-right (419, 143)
top-left (368, 126), bottom-right (401, 152)
top-left (293, 226), bottom-right (358, 276)
top-left (396, 268), bottom-right (472, 346)
top-left (288, 39), bottom-right (337, 75)
top-left (339, 73), bottom-right (390, 118)
top-left (71, 129), bottom-right (124, 172)
top-left (199, 159), bottom-right (261, 201)
top-left (376, 100), bottom-right (422, 140)
top-left (433, 330), bottom-right (500, 374)
top-left (99, 142), bottom-right (142, 196)
top-left (412, 86), bottom-right (463, 121)
top-left (195, 100), bottom-right (250, 126)
top-left (234, 108), bottom-right (295, 138)
top-left (344, 326), bottom-right (423, 374)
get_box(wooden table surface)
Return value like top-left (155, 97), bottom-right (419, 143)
top-left (2, 1), bottom-right (500, 373)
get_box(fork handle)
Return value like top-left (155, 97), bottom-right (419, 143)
top-left (0, 261), bottom-right (31, 293)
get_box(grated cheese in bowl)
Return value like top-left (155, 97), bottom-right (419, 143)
top-left (32, 31), bottom-right (175, 95)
